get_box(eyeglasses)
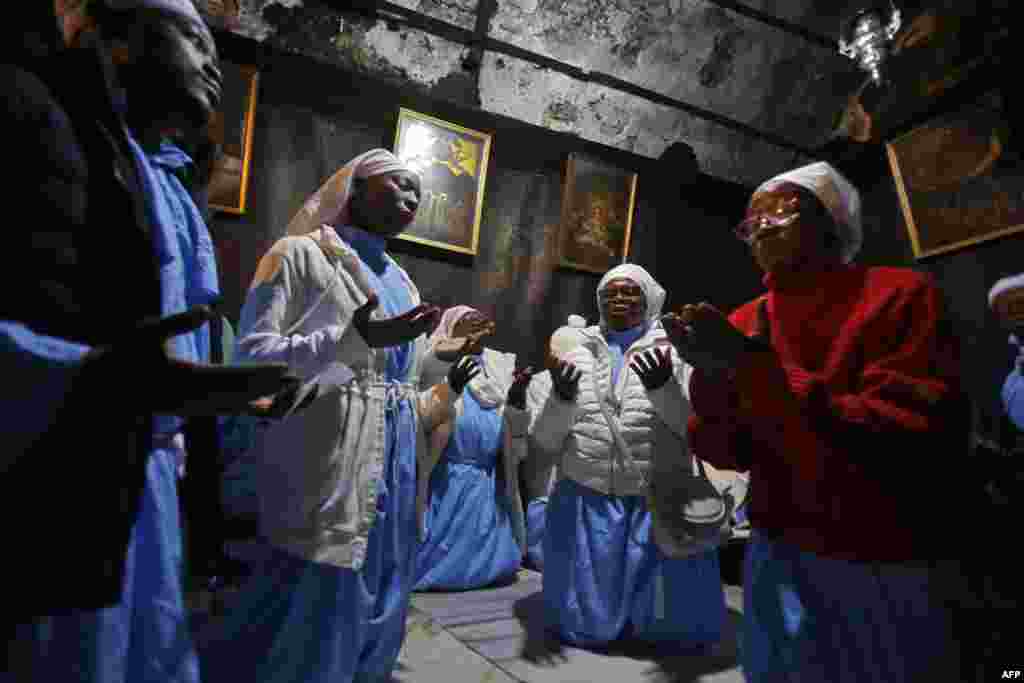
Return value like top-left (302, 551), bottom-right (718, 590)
top-left (599, 286), bottom-right (644, 301)
top-left (734, 212), bottom-right (800, 243)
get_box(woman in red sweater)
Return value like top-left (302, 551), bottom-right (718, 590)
top-left (666, 162), bottom-right (967, 682)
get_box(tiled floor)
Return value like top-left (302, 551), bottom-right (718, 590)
top-left (397, 570), bottom-right (747, 683)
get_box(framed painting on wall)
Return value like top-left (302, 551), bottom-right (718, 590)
top-left (208, 62), bottom-right (259, 215)
top-left (392, 108), bottom-right (492, 255)
top-left (887, 92), bottom-right (1024, 259)
top-left (558, 153), bottom-right (638, 274)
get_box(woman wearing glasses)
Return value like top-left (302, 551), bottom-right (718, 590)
top-left (530, 264), bottom-right (726, 650)
top-left (667, 162), bottom-right (968, 682)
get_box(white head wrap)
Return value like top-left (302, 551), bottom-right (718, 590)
top-left (428, 305), bottom-right (516, 409)
top-left (429, 305), bottom-right (478, 346)
top-left (989, 274), bottom-right (1024, 309)
top-left (286, 149), bottom-right (415, 236)
top-left (548, 314), bottom-right (587, 358)
top-left (754, 161), bottom-right (863, 264)
top-left (596, 264), bottom-right (666, 327)
top-left (104, 0), bottom-right (203, 25)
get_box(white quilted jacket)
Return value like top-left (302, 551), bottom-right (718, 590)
top-left (529, 324), bottom-right (695, 497)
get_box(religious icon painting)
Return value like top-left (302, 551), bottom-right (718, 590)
top-left (558, 153), bottom-right (638, 274)
top-left (208, 62), bottom-right (259, 215)
top-left (887, 91), bottom-right (1024, 259)
top-left (393, 108), bottom-right (492, 255)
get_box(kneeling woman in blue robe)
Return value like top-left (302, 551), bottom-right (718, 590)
top-left (528, 264), bottom-right (725, 649)
top-left (414, 306), bottom-right (531, 590)
top-left (197, 149), bottom-right (478, 683)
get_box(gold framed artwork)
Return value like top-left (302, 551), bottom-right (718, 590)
top-left (208, 63), bottom-right (259, 215)
top-left (558, 153), bottom-right (638, 274)
top-left (392, 108), bottom-right (492, 255)
top-left (887, 93), bottom-right (1024, 259)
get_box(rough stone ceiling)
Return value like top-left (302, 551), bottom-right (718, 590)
top-left (218, 0), bottom-right (873, 186)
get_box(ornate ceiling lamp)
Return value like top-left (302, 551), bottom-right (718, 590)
top-left (839, 3), bottom-right (902, 86)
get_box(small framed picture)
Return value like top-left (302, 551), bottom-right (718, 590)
top-left (208, 63), bottom-right (259, 215)
top-left (393, 108), bottom-right (492, 255)
top-left (558, 153), bottom-right (638, 274)
top-left (887, 93), bottom-right (1024, 259)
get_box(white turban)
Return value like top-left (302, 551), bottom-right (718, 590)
top-left (989, 274), bottom-right (1024, 309)
top-left (548, 314), bottom-right (587, 358)
top-left (754, 161), bottom-right (863, 264)
top-left (597, 264), bottom-right (666, 327)
top-left (287, 149), bottom-right (415, 237)
top-left (104, 0), bottom-right (203, 25)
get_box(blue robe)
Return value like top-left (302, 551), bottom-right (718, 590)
top-left (1002, 335), bottom-right (1024, 431)
top-left (525, 498), bottom-right (549, 571)
top-left (8, 140), bottom-right (217, 683)
top-left (198, 225), bottom-right (419, 683)
top-left (542, 324), bottom-right (725, 648)
top-left (742, 532), bottom-right (960, 682)
top-left (414, 385), bottom-right (522, 590)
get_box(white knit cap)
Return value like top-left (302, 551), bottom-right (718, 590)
top-left (596, 264), bottom-right (666, 326)
top-left (754, 161), bottom-right (863, 264)
top-left (105, 0), bottom-right (203, 24)
top-left (989, 274), bottom-right (1024, 309)
top-left (548, 314), bottom-right (587, 357)
top-left (286, 149), bottom-right (415, 236)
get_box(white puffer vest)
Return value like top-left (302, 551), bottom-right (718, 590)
top-left (531, 324), bottom-right (694, 498)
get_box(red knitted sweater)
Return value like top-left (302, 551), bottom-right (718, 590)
top-left (687, 264), bottom-right (969, 563)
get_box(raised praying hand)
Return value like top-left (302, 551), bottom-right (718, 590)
top-left (448, 356), bottom-right (482, 395)
top-left (434, 319), bottom-right (497, 362)
top-left (662, 301), bottom-right (771, 375)
top-left (630, 347), bottom-right (673, 391)
top-left (551, 360), bottom-right (582, 402)
top-left (353, 294), bottom-right (441, 348)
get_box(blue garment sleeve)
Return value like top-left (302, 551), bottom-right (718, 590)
top-left (1002, 367), bottom-right (1024, 432)
top-left (0, 322), bottom-right (90, 466)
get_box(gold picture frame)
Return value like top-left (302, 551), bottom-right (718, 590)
top-left (558, 153), bottom-right (638, 274)
top-left (887, 94), bottom-right (1024, 259)
top-left (209, 63), bottom-right (259, 215)
top-left (392, 108), bottom-right (492, 255)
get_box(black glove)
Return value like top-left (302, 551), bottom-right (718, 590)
top-left (507, 366), bottom-right (535, 410)
top-left (448, 356), bottom-right (482, 394)
top-left (551, 360), bottom-right (582, 402)
top-left (630, 347), bottom-right (673, 391)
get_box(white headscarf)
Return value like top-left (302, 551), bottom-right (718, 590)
top-left (596, 264), bottom-right (666, 328)
top-left (754, 161), bottom-right (863, 264)
top-left (549, 314), bottom-right (587, 358)
top-left (429, 305), bottom-right (478, 346)
top-left (430, 305), bottom-right (511, 409)
top-left (104, 0), bottom-right (203, 24)
top-left (287, 149), bottom-right (415, 237)
top-left (989, 274), bottom-right (1024, 309)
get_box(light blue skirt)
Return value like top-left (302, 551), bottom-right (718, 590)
top-left (197, 399), bottom-right (418, 683)
top-left (542, 478), bottom-right (725, 648)
top-left (525, 497), bottom-right (548, 571)
top-left (413, 458), bottom-right (521, 591)
top-left (742, 532), bottom-right (961, 682)
top-left (8, 448), bottom-right (199, 683)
